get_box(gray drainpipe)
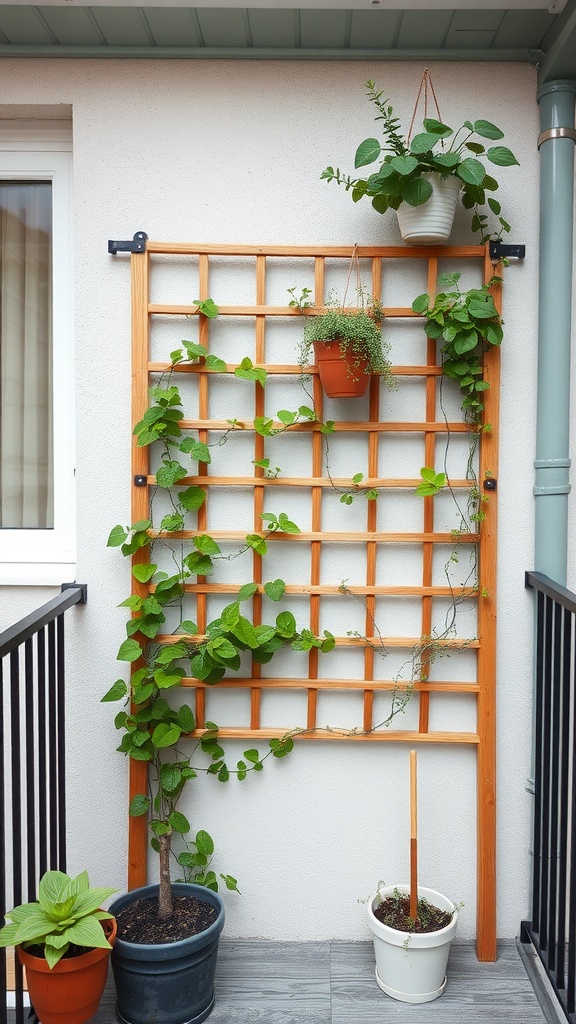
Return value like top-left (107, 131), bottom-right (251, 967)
top-left (527, 81), bottom-right (576, 796)
top-left (534, 81), bottom-right (576, 586)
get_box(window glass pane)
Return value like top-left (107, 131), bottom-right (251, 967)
top-left (0, 181), bottom-right (53, 528)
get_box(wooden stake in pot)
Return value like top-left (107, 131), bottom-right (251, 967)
top-left (410, 749), bottom-right (418, 922)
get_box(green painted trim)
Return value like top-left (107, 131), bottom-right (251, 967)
top-left (0, 44), bottom-right (541, 61)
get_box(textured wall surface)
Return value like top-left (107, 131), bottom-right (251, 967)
top-left (0, 59), bottom-right (540, 941)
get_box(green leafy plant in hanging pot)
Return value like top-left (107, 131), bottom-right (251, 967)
top-left (298, 296), bottom-right (392, 398)
top-left (411, 272), bottom-right (503, 422)
top-left (321, 78), bottom-right (518, 244)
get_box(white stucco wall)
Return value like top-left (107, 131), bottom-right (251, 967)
top-left (0, 58), bottom-right (540, 942)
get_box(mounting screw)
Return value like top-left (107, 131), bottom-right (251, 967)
top-left (134, 475), bottom-right (147, 487)
top-left (483, 478), bottom-right (497, 491)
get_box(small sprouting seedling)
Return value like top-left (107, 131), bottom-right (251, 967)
top-left (288, 286), bottom-right (314, 310)
top-left (416, 467), bottom-right (446, 497)
top-left (339, 472), bottom-right (380, 505)
top-left (253, 458), bottom-right (281, 478)
top-left (235, 357), bottom-right (267, 386)
top-left (176, 829), bottom-right (241, 894)
top-left (193, 298), bottom-right (219, 318)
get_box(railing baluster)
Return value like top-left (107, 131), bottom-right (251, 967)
top-left (532, 588), bottom-right (545, 935)
top-left (57, 613), bottom-right (67, 872)
top-left (9, 648), bottom-right (24, 1024)
top-left (548, 598), bottom-right (562, 973)
top-left (0, 584), bottom-right (86, 1023)
top-left (556, 606), bottom-right (572, 994)
top-left (567, 635), bottom-right (576, 1016)
top-left (38, 627), bottom-right (47, 879)
top-left (540, 594), bottom-right (553, 958)
top-left (0, 658), bottom-right (6, 1024)
top-left (25, 637), bottom-right (37, 899)
top-left (47, 618), bottom-right (57, 869)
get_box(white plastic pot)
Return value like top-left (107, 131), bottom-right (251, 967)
top-left (396, 173), bottom-right (461, 245)
top-left (366, 884), bottom-right (458, 1004)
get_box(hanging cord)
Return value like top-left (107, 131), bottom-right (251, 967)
top-left (341, 243), bottom-right (362, 309)
top-left (407, 69), bottom-right (443, 146)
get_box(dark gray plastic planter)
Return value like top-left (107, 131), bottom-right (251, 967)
top-left (109, 883), bottom-right (225, 1024)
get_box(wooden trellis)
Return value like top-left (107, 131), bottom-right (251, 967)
top-left (124, 240), bottom-right (501, 961)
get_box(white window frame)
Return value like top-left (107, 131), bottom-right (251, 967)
top-left (0, 122), bottom-right (75, 585)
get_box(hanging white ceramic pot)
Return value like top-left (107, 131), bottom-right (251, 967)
top-left (366, 884), bottom-right (458, 1004)
top-left (396, 173), bottom-right (461, 245)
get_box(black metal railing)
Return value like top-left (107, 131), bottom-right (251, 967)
top-left (523, 570), bottom-right (576, 1023)
top-left (0, 583), bottom-right (87, 1024)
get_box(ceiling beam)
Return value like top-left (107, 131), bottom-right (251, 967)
top-left (538, 0), bottom-right (576, 81)
top-left (0, 43), bottom-right (542, 59)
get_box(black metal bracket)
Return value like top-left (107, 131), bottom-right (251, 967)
top-left (489, 240), bottom-right (525, 261)
top-left (134, 475), bottom-right (148, 487)
top-left (108, 231), bottom-right (148, 255)
top-left (61, 582), bottom-right (88, 603)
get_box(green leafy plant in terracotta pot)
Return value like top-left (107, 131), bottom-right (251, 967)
top-left (321, 79), bottom-right (519, 244)
top-left (411, 272), bottom-right (503, 421)
top-left (298, 297), bottom-right (392, 398)
top-left (0, 870), bottom-right (116, 1024)
top-left (103, 310), bottom-right (335, 1024)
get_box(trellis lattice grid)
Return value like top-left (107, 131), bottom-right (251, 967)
top-left (124, 241), bottom-right (501, 960)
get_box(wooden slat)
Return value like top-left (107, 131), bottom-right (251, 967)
top-left (175, 583), bottom-right (478, 597)
top-left (148, 303), bottom-right (422, 318)
top-left (150, 361), bottom-right (446, 376)
top-left (251, 253), bottom-right (267, 731)
top-left (419, 255), bottom-right (440, 735)
top-left (152, 530), bottom-right (479, 544)
top-left (146, 474), bottom-right (473, 488)
top-left (179, 677), bottom-right (480, 692)
top-left (475, 251), bottom-right (502, 963)
top-left (128, 249), bottom-right (151, 891)
top-left (171, 420), bottom-right (472, 434)
top-left (145, 241), bottom-right (485, 258)
top-left (157, 633), bottom-right (480, 649)
top-left (194, 253), bottom-right (211, 733)
top-left (179, 727), bottom-right (481, 744)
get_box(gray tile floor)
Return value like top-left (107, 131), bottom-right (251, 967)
top-left (85, 939), bottom-right (559, 1024)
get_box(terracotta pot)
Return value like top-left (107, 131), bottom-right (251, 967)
top-left (313, 340), bottom-right (370, 398)
top-left (18, 916), bottom-right (116, 1024)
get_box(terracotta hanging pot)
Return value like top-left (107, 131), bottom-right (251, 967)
top-left (18, 916), bottom-right (116, 1024)
top-left (313, 340), bottom-right (370, 398)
